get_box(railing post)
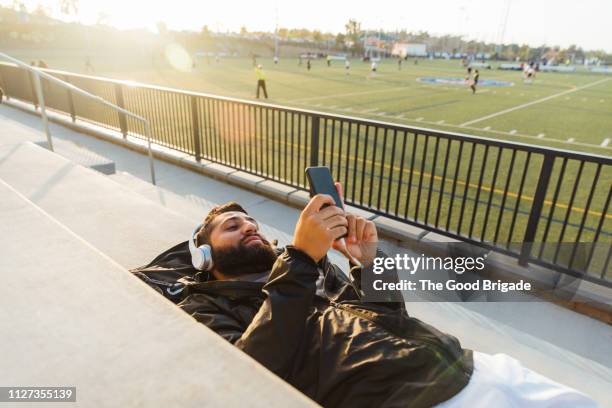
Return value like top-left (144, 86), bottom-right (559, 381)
top-left (0, 68), bottom-right (6, 101)
top-left (191, 95), bottom-right (202, 162)
top-left (519, 154), bottom-right (555, 266)
top-left (28, 70), bottom-right (38, 109)
top-left (32, 71), bottom-right (53, 151)
top-left (310, 115), bottom-right (320, 167)
top-left (114, 83), bottom-right (128, 138)
top-left (63, 75), bottom-right (76, 122)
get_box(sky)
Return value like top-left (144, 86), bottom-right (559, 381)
top-left (3, 0), bottom-right (612, 52)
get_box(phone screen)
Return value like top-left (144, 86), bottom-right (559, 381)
top-left (305, 166), bottom-right (344, 209)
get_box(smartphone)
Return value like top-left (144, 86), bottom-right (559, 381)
top-left (306, 167), bottom-right (348, 241)
top-left (305, 166), bottom-right (344, 209)
top-left (305, 166), bottom-right (352, 249)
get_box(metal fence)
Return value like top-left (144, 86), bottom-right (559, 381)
top-left (1, 62), bottom-right (610, 287)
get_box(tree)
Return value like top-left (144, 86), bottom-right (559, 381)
top-left (240, 26), bottom-right (247, 35)
top-left (335, 33), bottom-right (346, 48)
top-left (345, 19), bottom-right (362, 56)
top-left (519, 44), bottom-right (530, 61)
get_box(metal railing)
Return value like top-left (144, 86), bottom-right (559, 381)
top-left (0, 62), bottom-right (610, 286)
top-left (0, 55), bottom-right (156, 184)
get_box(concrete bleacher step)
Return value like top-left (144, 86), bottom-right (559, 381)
top-left (108, 171), bottom-right (299, 247)
top-left (109, 170), bottom-right (216, 220)
top-left (0, 177), bottom-right (314, 407)
top-left (0, 141), bottom-right (190, 269)
top-left (35, 137), bottom-right (116, 175)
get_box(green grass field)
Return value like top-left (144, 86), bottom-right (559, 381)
top-left (17, 53), bottom-right (612, 155)
top-left (79, 56), bottom-right (612, 156)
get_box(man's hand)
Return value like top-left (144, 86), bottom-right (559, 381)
top-left (331, 183), bottom-right (378, 267)
top-left (293, 194), bottom-right (348, 263)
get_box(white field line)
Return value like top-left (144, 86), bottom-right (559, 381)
top-left (406, 118), bottom-right (611, 151)
top-left (292, 100), bottom-right (612, 151)
top-left (290, 86), bottom-right (413, 103)
top-left (459, 77), bottom-right (612, 127)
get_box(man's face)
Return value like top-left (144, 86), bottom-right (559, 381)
top-left (208, 211), bottom-right (277, 278)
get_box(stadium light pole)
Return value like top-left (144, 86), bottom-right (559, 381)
top-left (496, 0), bottom-right (512, 58)
top-left (274, 3), bottom-right (279, 59)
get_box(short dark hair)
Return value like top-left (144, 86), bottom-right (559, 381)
top-left (195, 202), bottom-right (248, 246)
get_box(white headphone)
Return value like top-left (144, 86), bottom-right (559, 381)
top-left (189, 224), bottom-right (214, 271)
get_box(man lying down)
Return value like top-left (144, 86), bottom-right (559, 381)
top-left (132, 193), bottom-right (598, 408)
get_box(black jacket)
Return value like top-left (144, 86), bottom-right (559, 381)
top-left (132, 242), bottom-right (473, 408)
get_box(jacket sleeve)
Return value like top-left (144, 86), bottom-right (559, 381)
top-left (232, 246), bottom-right (320, 379)
top-left (347, 248), bottom-right (407, 311)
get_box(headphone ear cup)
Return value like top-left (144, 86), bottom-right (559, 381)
top-left (199, 244), bottom-right (214, 271)
top-left (190, 244), bottom-right (205, 270)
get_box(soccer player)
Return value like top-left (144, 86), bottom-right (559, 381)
top-left (255, 64), bottom-right (268, 99)
top-left (398, 57), bottom-right (402, 70)
top-left (345, 59), bottom-right (351, 76)
top-left (307, 59), bottom-right (312, 71)
top-left (370, 61), bottom-right (377, 78)
top-left (471, 69), bottom-right (479, 94)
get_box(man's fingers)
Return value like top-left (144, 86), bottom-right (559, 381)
top-left (346, 214), bottom-right (356, 241)
top-left (303, 194), bottom-right (335, 215)
top-left (319, 204), bottom-right (345, 220)
top-left (363, 220), bottom-right (378, 241)
top-left (355, 217), bottom-right (366, 241)
top-left (328, 225), bottom-right (348, 240)
top-left (322, 214), bottom-right (348, 230)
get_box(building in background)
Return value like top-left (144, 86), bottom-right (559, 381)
top-left (391, 43), bottom-right (427, 58)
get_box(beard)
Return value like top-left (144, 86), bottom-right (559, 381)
top-left (212, 239), bottom-right (278, 278)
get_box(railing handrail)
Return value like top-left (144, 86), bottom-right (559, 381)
top-left (1, 61), bottom-right (609, 163)
top-left (0, 56), bottom-right (156, 184)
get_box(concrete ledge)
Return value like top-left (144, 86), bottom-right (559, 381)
top-left (486, 251), bottom-right (612, 323)
top-left (256, 180), bottom-right (298, 202)
top-left (287, 189), bottom-right (311, 208)
top-left (344, 204), bottom-right (377, 220)
top-left (180, 155), bottom-right (213, 168)
top-left (204, 162), bottom-right (238, 181)
top-left (228, 170), bottom-right (266, 189)
top-left (374, 216), bottom-right (428, 241)
top-left (420, 231), bottom-right (462, 243)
